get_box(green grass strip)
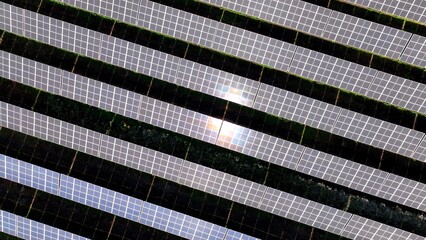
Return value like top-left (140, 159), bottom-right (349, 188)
top-left (302, 0), bottom-right (426, 37)
top-left (2, 75), bottom-right (426, 237)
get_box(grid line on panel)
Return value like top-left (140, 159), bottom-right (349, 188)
top-left (398, 33), bottom-right (414, 59)
top-left (295, 146), bottom-right (307, 168)
top-left (411, 134), bottom-right (426, 160)
top-left (365, 68), bottom-right (379, 97)
top-left (399, 34), bottom-right (426, 68)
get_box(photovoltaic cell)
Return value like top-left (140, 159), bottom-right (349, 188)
top-left (102, 0), bottom-right (140, 25)
top-left (216, 121), bottom-right (304, 170)
top-left (140, 202), bottom-right (231, 240)
top-left (225, 229), bottom-right (256, 240)
top-left (200, 0), bottom-right (418, 65)
top-left (97, 19), bottom-right (259, 108)
top-left (2, 1), bottom-right (426, 238)
top-left (138, 96), bottom-right (221, 144)
top-left (178, 161), bottom-right (267, 208)
top-left (59, 175), bottom-right (144, 221)
top-left (211, 22), bottom-right (296, 71)
top-left (63, 0), bottom-right (298, 73)
top-left (412, 137), bottom-right (426, 161)
top-left (296, 148), bottom-right (389, 196)
top-left (0, 210), bottom-right (89, 240)
top-left (283, 44), bottom-right (426, 116)
top-left (176, 58), bottom-right (260, 107)
top-left (139, 3), bottom-right (219, 49)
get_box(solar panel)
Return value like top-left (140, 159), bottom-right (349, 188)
top-left (2, 1), bottom-right (425, 238)
top-left (0, 2), bottom-right (23, 35)
top-left (289, 46), bottom-right (376, 96)
top-left (0, 104), bottom-right (349, 234)
top-left (254, 83), bottom-right (341, 132)
top-left (258, 187), bottom-right (352, 235)
top-left (199, 0), bottom-right (331, 36)
top-left (323, 11), bottom-right (411, 59)
top-left (412, 138), bottom-right (426, 162)
top-left (0, 154), bottom-right (60, 195)
top-left (332, 109), bottom-right (425, 159)
top-left (59, 0), bottom-right (298, 73)
top-left (8, 2), bottom-right (423, 121)
top-left (367, 71), bottom-right (426, 115)
top-left (341, 214), bottom-right (425, 240)
top-left (199, 0), bottom-right (418, 66)
top-left (10, 41), bottom-right (425, 162)
top-left (0, 210), bottom-right (89, 240)
top-left (343, 0), bottom-right (426, 24)
top-left (215, 121), bottom-right (304, 169)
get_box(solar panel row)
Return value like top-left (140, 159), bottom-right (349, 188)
top-left (52, 0), bottom-right (426, 110)
top-left (1, 102), bottom-right (424, 239)
top-left (2, 51), bottom-right (426, 212)
top-left (1, 5), bottom-right (424, 161)
top-left (197, 0), bottom-right (419, 63)
top-left (0, 0), bottom-right (425, 239)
